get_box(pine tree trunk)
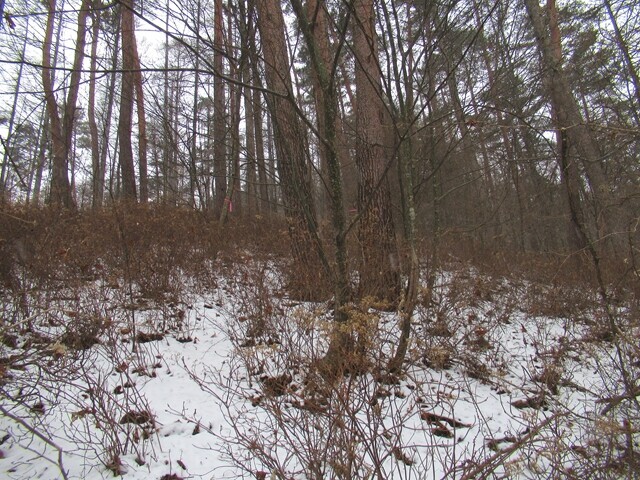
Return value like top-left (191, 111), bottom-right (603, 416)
top-left (524, 0), bottom-right (622, 253)
top-left (42, 0), bottom-right (90, 209)
top-left (131, 35), bottom-right (148, 203)
top-left (352, 0), bottom-right (400, 304)
top-left (118, 0), bottom-right (137, 201)
top-left (256, 0), bottom-right (329, 300)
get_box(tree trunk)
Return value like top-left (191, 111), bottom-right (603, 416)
top-left (88, 8), bottom-right (101, 208)
top-left (220, 45), bottom-right (243, 224)
top-left (377, 0), bottom-right (420, 372)
top-left (161, 7), bottom-right (179, 205)
top-left (253, 68), bottom-right (270, 213)
top-left (304, 0), bottom-right (332, 219)
top-left (31, 115), bottom-right (48, 206)
top-left (256, 0), bottom-right (329, 300)
top-left (99, 27), bottom-right (120, 204)
top-left (352, 0), bottom-right (400, 304)
top-left (118, 0), bottom-right (137, 201)
top-left (243, 61), bottom-right (258, 213)
top-left (603, 0), bottom-right (640, 125)
top-left (240, 0), bottom-right (268, 213)
top-left (524, 0), bottom-right (628, 259)
top-left (290, 0), bottom-right (351, 314)
top-left (229, 12), bottom-right (242, 216)
top-left (1, 16), bottom-right (31, 201)
top-left (213, 0), bottom-right (227, 211)
top-left (42, 0), bottom-right (90, 209)
top-left (131, 32), bottom-right (148, 203)
top-left (26, 114), bottom-right (45, 205)
top-left (189, 0), bottom-right (202, 208)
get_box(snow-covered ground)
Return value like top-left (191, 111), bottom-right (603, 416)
top-left (0, 262), bottom-right (637, 479)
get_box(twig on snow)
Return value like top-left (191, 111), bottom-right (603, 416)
top-left (0, 404), bottom-right (70, 480)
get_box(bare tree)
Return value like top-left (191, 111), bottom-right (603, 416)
top-left (88, 6), bottom-right (102, 208)
top-left (0, 16), bottom-right (31, 201)
top-left (212, 0), bottom-right (227, 211)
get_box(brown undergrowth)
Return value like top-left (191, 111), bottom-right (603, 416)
top-left (1, 203), bottom-right (638, 478)
top-left (0, 203), bottom-right (288, 475)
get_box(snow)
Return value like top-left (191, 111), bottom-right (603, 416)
top-left (0, 262), bottom-right (637, 479)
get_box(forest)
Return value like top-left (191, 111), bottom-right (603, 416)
top-left (0, 0), bottom-right (639, 478)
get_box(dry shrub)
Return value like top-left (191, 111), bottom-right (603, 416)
top-left (431, 233), bottom-right (596, 287)
top-left (0, 277), bottom-right (156, 478)
top-left (0, 203), bottom-right (292, 299)
top-left (2, 202), bottom-right (638, 478)
top-left (432, 232), bottom-right (640, 313)
top-left (0, 202), bottom-right (228, 476)
top-left (199, 293), bottom-right (437, 479)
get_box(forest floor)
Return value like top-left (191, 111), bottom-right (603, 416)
top-left (0, 207), bottom-right (638, 479)
top-left (1, 252), bottom-right (638, 480)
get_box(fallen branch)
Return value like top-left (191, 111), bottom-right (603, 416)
top-left (457, 413), bottom-right (562, 480)
top-left (596, 384), bottom-right (640, 415)
top-left (0, 404), bottom-right (69, 480)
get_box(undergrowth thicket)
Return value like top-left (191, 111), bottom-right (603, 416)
top-left (0, 204), bottom-right (638, 479)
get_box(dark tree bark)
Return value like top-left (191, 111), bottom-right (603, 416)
top-left (118, 0), bottom-right (138, 201)
top-left (42, 0), bottom-right (90, 209)
top-left (290, 0), bottom-right (351, 317)
top-left (352, 0), bottom-right (400, 304)
top-left (256, 0), bottom-right (329, 300)
top-left (212, 0), bottom-right (227, 211)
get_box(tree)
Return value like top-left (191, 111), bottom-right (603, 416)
top-left (42, 0), bottom-right (91, 208)
top-left (603, 0), bottom-right (640, 125)
top-left (351, 0), bottom-right (400, 303)
top-left (0, 15), bottom-right (30, 202)
top-left (523, 0), bottom-right (622, 256)
top-left (377, 0), bottom-right (421, 372)
top-left (255, 0), bottom-right (329, 299)
top-left (88, 5), bottom-right (102, 208)
top-left (289, 0), bottom-right (351, 325)
top-left (118, 0), bottom-right (138, 200)
top-left (131, 23), bottom-right (148, 203)
top-left (212, 0), bottom-right (227, 211)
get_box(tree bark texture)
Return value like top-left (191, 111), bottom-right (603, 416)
top-left (256, 0), bottom-right (328, 300)
top-left (352, 0), bottom-right (400, 304)
top-left (42, 0), bottom-right (90, 209)
top-left (118, 0), bottom-right (138, 201)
